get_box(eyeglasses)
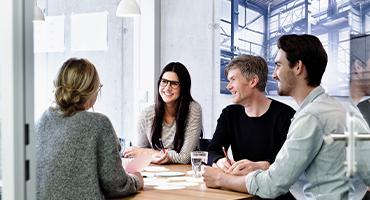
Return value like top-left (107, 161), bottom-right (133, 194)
top-left (98, 84), bottom-right (103, 92)
top-left (160, 79), bottom-right (180, 89)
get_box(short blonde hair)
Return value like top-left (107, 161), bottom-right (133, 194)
top-left (53, 58), bottom-right (100, 117)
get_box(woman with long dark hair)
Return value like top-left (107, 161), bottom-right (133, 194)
top-left (123, 62), bottom-right (202, 164)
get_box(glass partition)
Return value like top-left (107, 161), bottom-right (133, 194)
top-left (220, 0), bottom-right (370, 199)
top-left (33, 0), bottom-right (136, 140)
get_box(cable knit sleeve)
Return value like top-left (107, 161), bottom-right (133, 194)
top-left (167, 101), bottom-right (203, 164)
top-left (96, 115), bottom-right (141, 198)
top-left (136, 105), bottom-right (153, 148)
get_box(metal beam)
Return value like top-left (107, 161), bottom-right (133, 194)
top-left (270, 0), bottom-right (304, 13)
top-left (305, 0), bottom-right (311, 34)
top-left (271, 1), bottom-right (306, 16)
top-left (350, 0), bottom-right (370, 12)
top-left (327, 0), bottom-right (340, 94)
top-left (315, 10), bottom-right (348, 25)
top-left (221, 19), bottom-right (264, 35)
top-left (243, 13), bottom-right (263, 28)
top-left (231, 0), bottom-right (239, 58)
top-left (266, 2), bottom-right (271, 61)
top-left (361, 1), bottom-right (365, 34)
top-left (221, 49), bottom-right (236, 58)
top-left (238, 38), bottom-right (265, 48)
top-left (239, 0), bottom-right (263, 14)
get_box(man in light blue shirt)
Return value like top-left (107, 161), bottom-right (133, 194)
top-left (203, 34), bottom-right (370, 199)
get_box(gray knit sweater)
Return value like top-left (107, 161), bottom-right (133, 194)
top-left (36, 107), bottom-right (141, 200)
top-left (137, 101), bottom-right (202, 164)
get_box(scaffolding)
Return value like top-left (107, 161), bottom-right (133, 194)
top-left (219, 0), bottom-right (369, 96)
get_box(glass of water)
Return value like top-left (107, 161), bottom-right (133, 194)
top-left (191, 151), bottom-right (208, 179)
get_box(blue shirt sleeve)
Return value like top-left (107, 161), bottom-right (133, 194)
top-left (245, 113), bottom-right (323, 199)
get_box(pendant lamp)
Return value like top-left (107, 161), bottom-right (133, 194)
top-left (116, 0), bottom-right (141, 17)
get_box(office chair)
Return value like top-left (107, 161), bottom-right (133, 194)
top-left (198, 130), bottom-right (211, 151)
top-left (118, 137), bottom-right (132, 158)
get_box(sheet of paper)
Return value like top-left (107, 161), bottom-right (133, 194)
top-left (34, 15), bottom-right (65, 53)
top-left (70, 11), bottom-right (108, 52)
top-left (167, 177), bottom-right (192, 181)
top-left (154, 185), bottom-right (185, 190)
top-left (121, 158), bottom-right (133, 168)
top-left (125, 154), bottom-right (152, 173)
top-left (155, 172), bottom-right (185, 177)
top-left (170, 182), bottom-right (199, 186)
top-left (144, 179), bottom-right (169, 186)
top-left (143, 166), bottom-right (169, 172)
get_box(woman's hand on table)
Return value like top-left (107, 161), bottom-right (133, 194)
top-left (226, 159), bottom-right (270, 176)
top-left (123, 146), bottom-right (159, 158)
top-left (151, 152), bottom-right (170, 164)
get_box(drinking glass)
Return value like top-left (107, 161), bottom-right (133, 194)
top-left (191, 151), bottom-right (208, 179)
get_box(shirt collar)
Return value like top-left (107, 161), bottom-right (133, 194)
top-left (294, 86), bottom-right (325, 117)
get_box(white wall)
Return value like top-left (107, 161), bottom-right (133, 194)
top-left (161, 0), bottom-right (221, 138)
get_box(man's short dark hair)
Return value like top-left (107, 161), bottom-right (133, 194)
top-left (277, 34), bottom-right (328, 87)
top-left (224, 54), bottom-right (268, 92)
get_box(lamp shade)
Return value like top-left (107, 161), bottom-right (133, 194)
top-left (116, 0), bottom-right (141, 17)
top-left (34, 5), bottom-right (45, 21)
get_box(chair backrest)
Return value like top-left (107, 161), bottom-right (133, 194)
top-left (198, 130), bottom-right (211, 151)
top-left (118, 138), bottom-right (132, 158)
top-left (199, 138), bottom-right (212, 151)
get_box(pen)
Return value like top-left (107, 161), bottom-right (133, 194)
top-left (222, 146), bottom-right (232, 165)
top-left (159, 138), bottom-right (166, 154)
top-left (201, 161), bottom-right (208, 166)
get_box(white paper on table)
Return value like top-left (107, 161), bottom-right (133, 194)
top-left (154, 185), bottom-right (185, 190)
top-left (143, 166), bottom-right (169, 172)
top-left (125, 154), bottom-right (152, 173)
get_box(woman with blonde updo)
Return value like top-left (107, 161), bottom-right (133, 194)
top-left (36, 58), bottom-right (143, 200)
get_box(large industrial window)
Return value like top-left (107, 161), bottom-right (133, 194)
top-left (220, 0), bottom-right (367, 97)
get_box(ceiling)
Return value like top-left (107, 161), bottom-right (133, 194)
top-left (245, 0), bottom-right (370, 12)
top-left (246, 0), bottom-right (291, 8)
top-left (244, 0), bottom-right (296, 11)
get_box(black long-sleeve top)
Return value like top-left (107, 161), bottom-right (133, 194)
top-left (207, 99), bottom-right (295, 165)
top-left (357, 98), bottom-right (370, 128)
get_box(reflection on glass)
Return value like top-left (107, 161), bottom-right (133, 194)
top-left (0, 49), bottom-right (2, 197)
top-left (350, 34), bottom-right (370, 110)
top-left (220, 0), bottom-right (370, 199)
top-left (349, 34), bottom-right (370, 200)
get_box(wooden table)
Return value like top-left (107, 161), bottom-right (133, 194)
top-left (111, 164), bottom-right (260, 200)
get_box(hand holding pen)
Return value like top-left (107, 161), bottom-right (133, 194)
top-left (222, 146), bottom-right (232, 165)
top-left (159, 138), bottom-right (166, 154)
